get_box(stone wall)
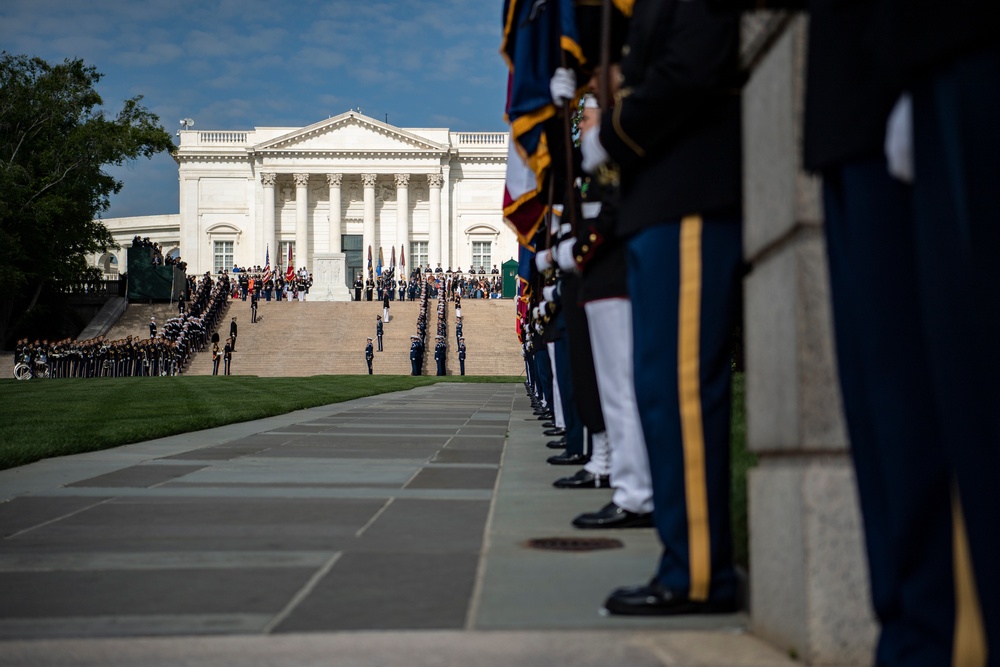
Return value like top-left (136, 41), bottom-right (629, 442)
top-left (741, 14), bottom-right (878, 665)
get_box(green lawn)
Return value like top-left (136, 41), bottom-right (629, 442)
top-left (0, 371), bottom-right (753, 568)
top-left (0, 375), bottom-right (518, 471)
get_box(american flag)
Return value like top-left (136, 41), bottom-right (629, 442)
top-left (262, 246), bottom-right (272, 283)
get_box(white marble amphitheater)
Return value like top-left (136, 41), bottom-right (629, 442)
top-left (92, 110), bottom-right (514, 299)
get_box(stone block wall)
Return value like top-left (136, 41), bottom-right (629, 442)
top-left (741, 14), bottom-right (878, 665)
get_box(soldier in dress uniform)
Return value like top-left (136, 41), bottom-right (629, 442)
top-left (250, 293), bottom-right (258, 323)
top-left (434, 335), bottom-right (447, 376)
top-left (365, 337), bottom-right (374, 374)
top-left (223, 336), bottom-right (234, 375)
top-left (458, 337), bottom-right (467, 376)
top-left (714, 0), bottom-right (1000, 661)
top-left (580, 0), bottom-right (743, 616)
top-left (211, 338), bottom-right (221, 375)
top-left (354, 274), bottom-right (363, 301)
top-left (149, 317), bottom-right (157, 339)
top-left (229, 317), bottom-right (238, 351)
top-left (376, 315), bottom-right (384, 352)
top-left (409, 334), bottom-right (422, 376)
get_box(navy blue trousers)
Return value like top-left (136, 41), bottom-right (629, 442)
top-left (552, 332), bottom-right (585, 457)
top-left (909, 46), bottom-right (1000, 664)
top-left (628, 217), bottom-right (741, 602)
top-left (824, 159), bottom-right (953, 666)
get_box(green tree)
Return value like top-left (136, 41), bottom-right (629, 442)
top-left (0, 52), bottom-right (174, 347)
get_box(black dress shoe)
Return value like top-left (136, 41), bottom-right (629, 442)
top-left (542, 421), bottom-right (556, 428)
top-left (546, 438), bottom-right (567, 449)
top-left (553, 469), bottom-right (611, 489)
top-left (543, 428), bottom-right (566, 437)
top-left (536, 412), bottom-right (553, 421)
top-left (547, 452), bottom-right (589, 465)
top-left (572, 502), bottom-right (653, 529)
top-left (603, 580), bottom-right (739, 616)
top-left (533, 409), bottom-right (550, 416)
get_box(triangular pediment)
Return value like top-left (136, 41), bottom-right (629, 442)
top-left (254, 112), bottom-right (448, 153)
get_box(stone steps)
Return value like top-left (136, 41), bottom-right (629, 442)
top-left (3, 297), bottom-right (524, 378)
top-left (180, 297), bottom-right (524, 377)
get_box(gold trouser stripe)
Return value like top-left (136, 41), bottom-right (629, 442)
top-left (678, 215), bottom-right (711, 601)
top-left (952, 488), bottom-right (987, 667)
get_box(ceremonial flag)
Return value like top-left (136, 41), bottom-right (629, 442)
top-left (501, 0), bottom-right (584, 245)
top-left (367, 246), bottom-right (373, 280)
top-left (390, 246), bottom-right (396, 270)
top-left (262, 246), bottom-right (272, 283)
top-left (516, 241), bottom-right (535, 342)
top-left (376, 247), bottom-right (383, 277)
top-left (400, 245), bottom-right (406, 273)
top-left (285, 244), bottom-right (294, 281)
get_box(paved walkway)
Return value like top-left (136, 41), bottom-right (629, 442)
top-left (0, 384), bottom-right (794, 666)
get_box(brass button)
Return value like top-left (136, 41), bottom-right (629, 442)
top-left (589, 233), bottom-right (597, 242)
top-left (581, 245), bottom-right (589, 253)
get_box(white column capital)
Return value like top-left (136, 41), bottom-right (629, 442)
top-left (427, 173), bottom-right (443, 188)
top-left (362, 173), bottom-right (378, 188)
top-left (261, 172), bottom-right (277, 187)
top-left (293, 173), bottom-right (310, 188)
top-left (326, 173), bottom-right (343, 187)
top-left (394, 173), bottom-right (410, 188)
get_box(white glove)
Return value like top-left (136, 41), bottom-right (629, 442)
top-left (581, 128), bottom-right (609, 174)
top-left (555, 238), bottom-right (578, 273)
top-left (535, 249), bottom-right (553, 272)
top-left (549, 67), bottom-right (576, 107)
top-left (885, 93), bottom-right (914, 183)
top-left (542, 285), bottom-right (556, 302)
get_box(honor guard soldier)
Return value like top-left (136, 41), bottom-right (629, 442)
top-left (229, 317), bottom-right (238, 351)
top-left (149, 317), bottom-right (156, 339)
top-left (223, 337), bottom-right (234, 375)
top-left (713, 0), bottom-right (1000, 661)
top-left (580, 0), bottom-right (743, 616)
top-left (365, 337), bottom-right (374, 374)
top-left (458, 337), bottom-right (467, 376)
top-left (434, 335), bottom-right (446, 376)
top-left (409, 335), bottom-right (422, 375)
top-left (376, 315), bottom-right (384, 352)
top-left (250, 293), bottom-right (258, 323)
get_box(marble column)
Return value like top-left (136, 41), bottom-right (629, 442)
top-left (314, 172), bottom-right (351, 301)
top-left (261, 172), bottom-right (277, 268)
top-left (362, 173), bottom-right (377, 273)
top-left (293, 173), bottom-right (310, 270)
top-left (395, 173), bottom-right (409, 265)
top-left (440, 165), bottom-right (451, 268)
top-left (428, 172), bottom-right (443, 270)
top-left (327, 173), bottom-right (343, 253)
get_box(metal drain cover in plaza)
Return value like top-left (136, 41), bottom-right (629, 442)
top-left (524, 537), bottom-right (624, 552)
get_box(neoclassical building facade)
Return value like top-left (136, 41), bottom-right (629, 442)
top-left (93, 110), bottom-right (512, 299)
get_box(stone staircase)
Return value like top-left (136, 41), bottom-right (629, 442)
top-left (104, 302), bottom-right (206, 342)
top-left (2, 298), bottom-right (525, 378)
top-left (180, 297), bottom-right (525, 377)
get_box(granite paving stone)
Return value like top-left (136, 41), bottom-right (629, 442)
top-left (0, 383), bottom-right (794, 667)
top-left (66, 465), bottom-right (207, 488)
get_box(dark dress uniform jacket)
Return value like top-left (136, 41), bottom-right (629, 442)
top-left (599, 0), bottom-right (743, 236)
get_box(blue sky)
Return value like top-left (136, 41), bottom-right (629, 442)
top-left (0, 0), bottom-right (509, 219)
